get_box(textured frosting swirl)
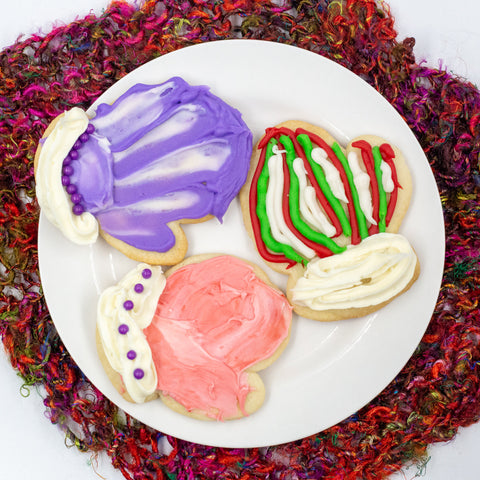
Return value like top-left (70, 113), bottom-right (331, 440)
top-left (292, 233), bottom-right (417, 311)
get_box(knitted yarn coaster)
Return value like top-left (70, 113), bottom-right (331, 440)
top-left (1, 1), bottom-right (479, 479)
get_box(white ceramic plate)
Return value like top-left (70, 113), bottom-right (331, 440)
top-left (38, 39), bottom-right (445, 448)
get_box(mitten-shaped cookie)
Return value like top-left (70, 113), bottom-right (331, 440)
top-left (240, 120), bottom-right (420, 321)
top-left (35, 77), bottom-right (252, 265)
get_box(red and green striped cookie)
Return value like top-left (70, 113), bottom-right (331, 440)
top-left (240, 120), bottom-right (420, 321)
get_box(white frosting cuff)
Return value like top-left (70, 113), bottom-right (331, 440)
top-left (292, 233), bottom-right (417, 311)
top-left (36, 107), bottom-right (99, 244)
top-left (97, 264), bottom-right (166, 403)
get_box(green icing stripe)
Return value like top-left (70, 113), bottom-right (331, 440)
top-left (296, 133), bottom-right (352, 238)
top-left (372, 146), bottom-right (388, 232)
top-left (256, 139), bottom-right (307, 264)
top-left (330, 142), bottom-right (369, 240)
top-left (279, 135), bottom-right (345, 254)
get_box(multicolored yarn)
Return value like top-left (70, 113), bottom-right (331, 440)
top-left (1, 0), bottom-right (479, 478)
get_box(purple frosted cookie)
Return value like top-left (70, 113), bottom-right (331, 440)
top-left (35, 77), bottom-right (252, 264)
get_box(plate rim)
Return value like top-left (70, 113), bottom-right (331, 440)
top-left (38, 39), bottom-right (446, 448)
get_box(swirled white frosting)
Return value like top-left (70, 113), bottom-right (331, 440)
top-left (36, 107), bottom-right (99, 244)
top-left (292, 233), bottom-right (417, 311)
top-left (97, 264), bottom-right (166, 403)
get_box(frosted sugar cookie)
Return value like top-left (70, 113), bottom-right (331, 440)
top-left (240, 120), bottom-right (420, 321)
top-left (96, 254), bottom-right (292, 420)
top-left (35, 77), bottom-right (252, 265)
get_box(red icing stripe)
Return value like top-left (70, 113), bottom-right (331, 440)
top-left (379, 143), bottom-right (400, 226)
top-left (351, 140), bottom-right (380, 235)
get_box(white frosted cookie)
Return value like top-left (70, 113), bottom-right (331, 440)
top-left (96, 254), bottom-right (292, 420)
top-left (34, 77), bottom-right (252, 265)
top-left (239, 120), bottom-right (419, 321)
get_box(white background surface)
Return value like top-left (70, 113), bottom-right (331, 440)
top-left (1, 0), bottom-right (479, 478)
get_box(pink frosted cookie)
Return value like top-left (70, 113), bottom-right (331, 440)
top-left (96, 254), bottom-right (292, 420)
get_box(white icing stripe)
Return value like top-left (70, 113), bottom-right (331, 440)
top-left (272, 144), bottom-right (286, 156)
top-left (347, 151), bottom-right (376, 225)
top-left (293, 158), bottom-right (336, 237)
top-left (310, 147), bottom-right (348, 203)
top-left (292, 233), bottom-right (417, 311)
top-left (35, 107), bottom-right (99, 244)
top-left (97, 264), bottom-right (166, 403)
top-left (380, 160), bottom-right (394, 193)
top-left (266, 154), bottom-right (316, 259)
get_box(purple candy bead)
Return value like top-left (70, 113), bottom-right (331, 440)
top-left (63, 157), bottom-right (72, 166)
top-left (133, 368), bottom-right (144, 380)
top-left (66, 184), bottom-right (77, 194)
top-left (127, 350), bottom-right (137, 360)
top-left (69, 149), bottom-right (79, 160)
top-left (80, 132), bottom-right (89, 142)
top-left (142, 268), bottom-right (152, 279)
top-left (118, 324), bottom-right (129, 335)
top-left (61, 176), bottom-right (71, 186)
top-left (71, 193), bottom-right (82, 204)
top-left (134, 283), bottom-right (144, 293)
top-left (72, 139), bottom-right (82, 150)
top-left (86, 124), bottom-right (95, 134)
top-left (72, 204), bottom-right (84, 215)
top-left (123, 300), bottom-right (134, 311)
top-left (63, 165), bottom-right (74, 176)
